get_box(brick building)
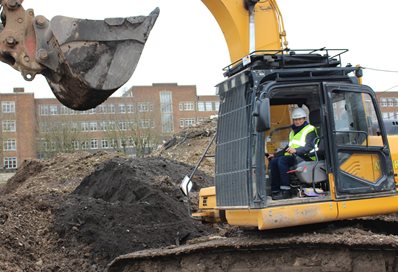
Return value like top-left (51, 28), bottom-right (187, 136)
top-left (0, 84), bottom-right (219, 169)
top-left (0, 88), bottom-right (37, 169)
top-left (375, 91), bottom-right (398, 120)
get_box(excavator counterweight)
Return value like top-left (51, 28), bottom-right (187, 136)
top-left (0, 0), bottom-right (158, 110)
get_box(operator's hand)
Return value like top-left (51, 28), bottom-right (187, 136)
top-left (267, 153), bottom-right (274, 159)
top-left (286, 147), bottom-right (296, 154)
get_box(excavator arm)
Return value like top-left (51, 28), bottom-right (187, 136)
top-left (0, 0), bottom-right (285, 110)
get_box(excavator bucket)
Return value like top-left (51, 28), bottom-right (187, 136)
top-left (0, 0), bottom-right (159, 110)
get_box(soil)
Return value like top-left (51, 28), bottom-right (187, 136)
top-left (0, 151), bottom-right (213, 271)
top-left (1, 121), bottom-right (398, 271)
top-left (152, 120), bottom-right (216, 177)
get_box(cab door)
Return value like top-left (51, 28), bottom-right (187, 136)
top-left (325, 83), bottom-right (395, 198)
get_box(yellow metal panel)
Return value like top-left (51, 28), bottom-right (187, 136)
top-left (339, 153), bottom-right (382, 183)
top-left (202, 0), bottom-right (284, 62)
top-left (258, 202), bottom-right (338, 230)
top-left (337, 195), bottom-right (398, 219)
top-left (198, 186), bottom-right (217, 209)
top-left (226, 209), bottom-right (259, 227)
top-left (199, 186), bottom-right (216, 196)
top-left (328, 173), bottom-right (337, 200)
top-left (225, 202), bottom-right (338, 230)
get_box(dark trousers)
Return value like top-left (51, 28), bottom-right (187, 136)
top-left (270, 155), bottom-right (296, 192)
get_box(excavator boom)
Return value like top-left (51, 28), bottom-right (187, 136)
top-left (0, 0), bottom-right (287, 110)
top-left (0, 0), bottom-right (158, 110)
top-left (202, 0), bottom-right (287, 61)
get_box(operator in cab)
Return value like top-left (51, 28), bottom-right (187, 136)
top-left (267, 108), bottom-right (318, 200)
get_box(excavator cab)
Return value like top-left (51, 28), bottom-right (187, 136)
top-left (196, 49), bottom-right (397, 229)
top-left (0, 0), bottom-right (158, 110)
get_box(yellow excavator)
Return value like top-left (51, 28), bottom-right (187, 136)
top-left (193, 0), bottom-right (398, 230)
top-left (1, 0), bottom-right (398, 232)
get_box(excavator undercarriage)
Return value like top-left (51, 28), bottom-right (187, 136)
top-left (107, 217), bottom-right (398, 271)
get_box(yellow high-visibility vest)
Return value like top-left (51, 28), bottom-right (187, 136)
top-left (285, 124), bottom-right (317, 160)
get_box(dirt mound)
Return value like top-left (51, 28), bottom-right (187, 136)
top-left (0, 151), bottom-right (214, 271)
top-left (153, 120), bottom-right (217, 176)
top-left (1, 151), bottom-right (117, 196)
top-left (0, 151), bottom-right (119, 272)
top-left (53, 157), bottom-right (214, 268)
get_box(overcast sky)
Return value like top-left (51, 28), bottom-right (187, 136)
top-left (1, 0), bottom-right (398, 97)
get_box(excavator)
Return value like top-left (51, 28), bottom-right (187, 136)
top-left (1, 0), bottom-right (398, 270)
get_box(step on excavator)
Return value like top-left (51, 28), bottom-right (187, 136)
top-left (1, 0), bottom-right (398, 270)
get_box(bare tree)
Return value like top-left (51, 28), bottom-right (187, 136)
top-left (37, 118), bottom-right (83, 159)
top-left (101, 99), bottom-right (159, 157)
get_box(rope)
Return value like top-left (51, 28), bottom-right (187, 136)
top-left (362, 67), bottom-right (398, 73)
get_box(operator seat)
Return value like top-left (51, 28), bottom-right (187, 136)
top-left (290, 109), bottom-right (327, 187)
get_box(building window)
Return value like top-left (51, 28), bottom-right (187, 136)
top-left (97, 104), bottom-right (115, 114)
top-left (71, 122), bottom-right (79, 132)
top-left (380, 98), bottom-right (387, 107)
top-left (81, 141), bottom-right (89, 150)
top-left (4, 157), bottom-right (17, 169)
top-left (139, 119), bottom-right (154, 129)
top-left (60, 105), bottom-right (73, 115)
top-left (49, 105), bottom-right (58, 115)
top-left (81, 122), bottom-right (89, 131)
top-left (3, 139), bottom-right (16, 151)
top-left (179, 102), bottom-right (195, 111)
top-left (180, 118), bottom-right (196, 128)
top-left (89, 122), bottom-right (97, 131)
top-left (138, 102), bottom-right (153, 112)
top-left (97, 105), bottom-right (106, 113)
top-left (388, 99), bottom-right (394, 107)
top-left (110, 139), bottom-right (118, 148)
top-left (2, 101), bottom-right (15, 113)
top-left (72, 140), bottom-right (79, 150)
top-left (197, 101), bottom-right (219, 111)
top-left (126, 104), bottom-right (135, 113)
top-left (119, 104), bottom-right (126, 113)
top-left (90, 139), bottom-right (98, 149)
top-left (108, 104), bottom-right (115, 113)
top-left (101, 139), bottom-right (109, 149)
top-left (197, 102), bottom-right (205, 112)
top-left (160, 91), bottom-right (174, 133)
top-left (39, 105), bottom-right (49, 115)
top-left (98, 121), bottom-right (107, 131)
top-left (214, 101), bottom-right (220, 111)
top-left (205, 102), bottom-right (212, 111)
top-left (2, 120), bottom-right (16, 132)
top-left (119, 121), bottom-right (128, 131)
top-left (108, 121), bottom-right (116, 131)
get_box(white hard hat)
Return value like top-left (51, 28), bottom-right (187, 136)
top-left (291, 108), bottom-right (307, 119)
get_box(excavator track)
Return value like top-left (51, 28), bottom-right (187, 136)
top-left (108, 217), bottom-right (398, 272)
